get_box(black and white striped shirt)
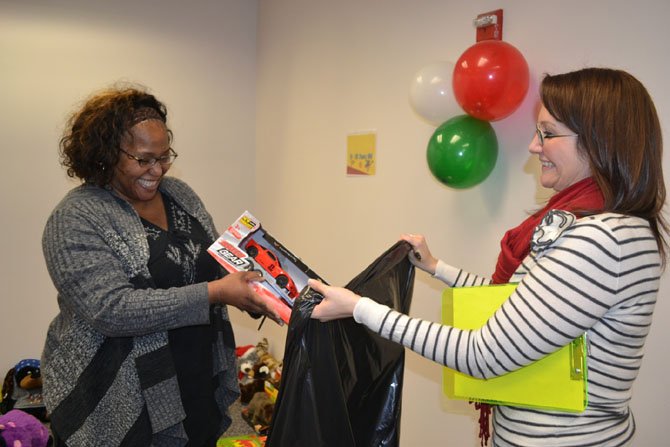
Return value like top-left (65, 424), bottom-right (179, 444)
top-left (353, 212), bottom-right (660, 446)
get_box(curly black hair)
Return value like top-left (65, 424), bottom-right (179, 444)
top-left (59, 84), bottom-right (173, 186)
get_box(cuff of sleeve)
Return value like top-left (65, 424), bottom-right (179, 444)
top-left (183, 282), bottom-right (212, 325)
top-left (432, 259), bottom-right (459, 286)
top-left (353, 297), bottom-right (391, 331)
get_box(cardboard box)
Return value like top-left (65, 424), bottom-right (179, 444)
top-left (208, 210), bottom-right (325, 323)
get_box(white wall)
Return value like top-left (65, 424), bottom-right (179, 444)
top-left (2, 0), bottom-right (669, 445)
top-left (253, 0), bottom-right (670, 445)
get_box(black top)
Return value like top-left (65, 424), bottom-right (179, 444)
top-left (143, 193), bottom-right (225, 446)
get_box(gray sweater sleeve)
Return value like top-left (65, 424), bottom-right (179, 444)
top-left (42, 184), bottom-right (211, 337)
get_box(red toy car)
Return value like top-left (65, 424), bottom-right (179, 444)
top-left (245, 239), bottom-right (299, 299)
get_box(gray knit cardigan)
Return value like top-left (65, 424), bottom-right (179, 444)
top-left (41, 177), bottom-right (239, 447)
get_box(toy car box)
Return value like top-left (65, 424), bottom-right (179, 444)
top-left (208, 210), bottom-right (325, 323)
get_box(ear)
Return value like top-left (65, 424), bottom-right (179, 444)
top-left (1, 368), bottom-right (16, 413)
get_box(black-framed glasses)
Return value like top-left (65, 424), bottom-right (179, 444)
top-left (119, 147), bottom-right (178, 167)
top-left (535, 124), bottom-right (578, 146)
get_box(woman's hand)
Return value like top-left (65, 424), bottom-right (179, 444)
top-left (308, 279), bottom-right (361, 322)
top-left (400, 233), bottom-right (438, 275)
top-left (208, 271), bottom-right (283, 324)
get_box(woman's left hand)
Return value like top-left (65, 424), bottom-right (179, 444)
top-left (400, 233), bottom-right (438, 275)
top-left (308, 279), bottom-right (361, 322)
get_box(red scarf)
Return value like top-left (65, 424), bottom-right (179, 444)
top-left (476, 177), bottom-right (604, 445)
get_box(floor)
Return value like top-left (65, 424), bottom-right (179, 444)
top-left (225, 398), bottom-right (256, 437)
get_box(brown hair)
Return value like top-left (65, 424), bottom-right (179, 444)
top-left (541, 68), bottom-right (668, 261)
top-left (59, 84), bottom-right (172, 186)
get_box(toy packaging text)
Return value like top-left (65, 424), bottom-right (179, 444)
top-left (208, 210), bottom-right (324, 323)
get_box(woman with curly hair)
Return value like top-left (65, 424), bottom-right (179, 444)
top-left (308, 68), bottom-right (667, 446)
top-left (42, 85), bottom-right (280, 446)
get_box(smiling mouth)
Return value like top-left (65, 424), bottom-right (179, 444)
top-left (138, 178), bottom-right (159, 189)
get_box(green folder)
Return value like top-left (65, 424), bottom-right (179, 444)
top-left (442, 284), bottom-right (588, 412)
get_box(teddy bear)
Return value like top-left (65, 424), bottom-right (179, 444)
top-left (241, 392), bottom-right (275, 434)
top-left (236, 338), bottom-right (283, 404)
top-left (237, 347), bottom-right (266, 403)
top-left (1, 360), bottom-right (48, 422)
top-left (259, 352), bottom-right (282, 389)
top-left (239, 362), bottom-right (271, 404)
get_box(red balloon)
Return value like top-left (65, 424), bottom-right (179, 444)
top-left (453, 40), bottom-right (529, 121)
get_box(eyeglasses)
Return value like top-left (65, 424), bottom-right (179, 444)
top-left (535, 124), bottom-right (578, 146)
top-left (119, 147), bottom-right (178, 167)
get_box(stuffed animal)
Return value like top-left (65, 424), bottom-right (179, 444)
top-left (236, 338), bottom-right (283, 404)
top-left (259, 352), bottom-right (282, 388)
top-left (236, 344), bottom-right (260, 381)
top-left (237, 338), bottom-right (269, 371)
top-left (234, 339), bottom-right (284, 434)
top-left (1, 360), bottom-right (48, 422)
top-left (241, 392), bottom-right (274, 434)
top-left (239, 363), bottom-right (271, 404)
top-left (0, 409), bottom-right (50, 447)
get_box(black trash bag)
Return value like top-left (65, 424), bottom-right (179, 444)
top-left (266, 241), bottom-right (415, 447)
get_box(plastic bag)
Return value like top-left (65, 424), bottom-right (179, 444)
top-left (266, 241), bottom-right (415, 447)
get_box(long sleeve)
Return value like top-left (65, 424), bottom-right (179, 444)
top-left (354, 212), bottom-right (660, 446)
top-left (354, 214), bottom-right (659, 381)
top-left (433, 259), bottom-right (492, 287)
top-left (42, 181), bottom-right (211, 337)
top-left (41, 178), bottom-right (237, 447)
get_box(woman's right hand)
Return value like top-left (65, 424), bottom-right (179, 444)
top-left (400, 233), bottom-right (438, 275)
top-left (308, 279), bottom-right (360, 322)
top-left (208, 271), bottom-right (282, 324)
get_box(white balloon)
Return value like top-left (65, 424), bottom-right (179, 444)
top-left (409, 61), bottom-right (458, 126)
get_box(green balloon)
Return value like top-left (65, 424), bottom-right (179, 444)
top-left (426, 115), bottom-right (498, 189)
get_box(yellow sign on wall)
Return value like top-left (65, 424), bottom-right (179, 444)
top-left (347, 131), bottom-right (376, 175)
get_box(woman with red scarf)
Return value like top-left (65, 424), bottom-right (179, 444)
top-left (308, 68), bottom-right (668, 446)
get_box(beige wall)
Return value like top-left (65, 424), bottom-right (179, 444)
top-left (1, 0), bottom-right (669, 445)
